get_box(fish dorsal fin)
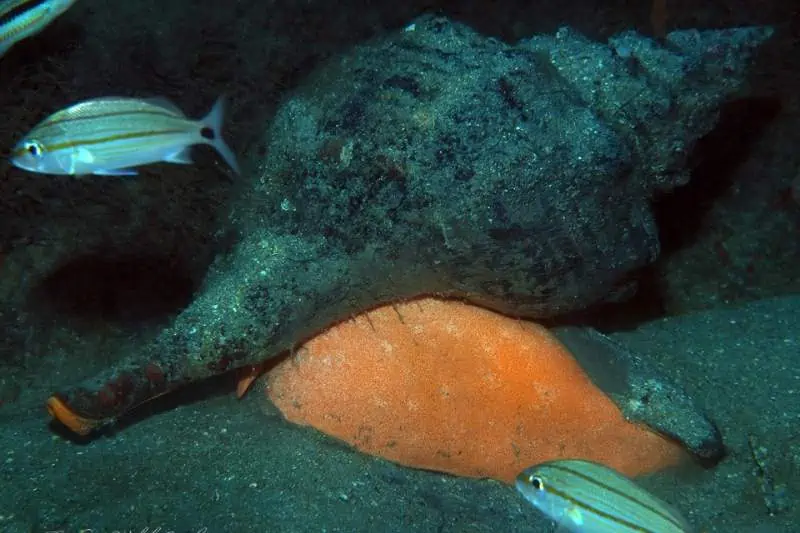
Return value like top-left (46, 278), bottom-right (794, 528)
top-left (142, 97), bottom-right (185, 116)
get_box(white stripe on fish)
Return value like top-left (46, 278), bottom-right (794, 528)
top-left (516, 459), bottom-right (693, 532)
top-left (11, 95), bottom-right (241, 176)
top-left (0, 0), bottom-right (78, 58)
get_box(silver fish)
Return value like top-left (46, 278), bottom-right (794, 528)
top-left (11, 96), bottom-right (241, 176)
top-left (0, 0), bottom-right (78, 58)
top-left (516, 459), bottom-right (693, 532)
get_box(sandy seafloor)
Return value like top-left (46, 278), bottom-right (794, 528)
top-left (0, 294), bottom-right (797, 533)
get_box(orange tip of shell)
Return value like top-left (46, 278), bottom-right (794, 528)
top-left (46, 396), bottom-right (104, 436)
top-left (236, 364), bottom-right (265, 399)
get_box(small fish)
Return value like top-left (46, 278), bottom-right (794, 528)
top-left (0, 0), bottom-right (78, 58)
top-left (516, 459), bottom-right (693, 532)
top-left (11, 95), bottom-right (241, 176)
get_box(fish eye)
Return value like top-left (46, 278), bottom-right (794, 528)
top-left (529, 475), bottom-right (544, 491)
top-left (24, 141), bottom-right (44, 157)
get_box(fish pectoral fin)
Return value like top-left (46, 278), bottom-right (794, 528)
top-left (93, 167), bottom-right (138, 176)
top-left (164, 147), bottom-right (194, 165)
top-left (552, 506), bottom-right (582, 532)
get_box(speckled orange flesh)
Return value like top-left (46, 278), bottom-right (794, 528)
top-left (266, 298), bottom-right (685, 483)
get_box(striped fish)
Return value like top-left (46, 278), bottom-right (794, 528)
top-left (0, 0), bottom-right (78, 58)
top-left (11, 96), bottom-right (241, 176)
top-left (515, 459), bottom-right (693, 532)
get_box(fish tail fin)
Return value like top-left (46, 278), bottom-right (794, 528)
top-left (201, 96), bottom-right (241, 175)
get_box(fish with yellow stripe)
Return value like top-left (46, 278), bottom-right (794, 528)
top-left (11, 95), bottom-right (241, 176)
top-left (516, 459), bottom-right (693, 532)
top-left (0, 0), bottom-right (78, 58)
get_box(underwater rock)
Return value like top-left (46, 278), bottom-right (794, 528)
top-left (46, 16), bottom-right (772, 429)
